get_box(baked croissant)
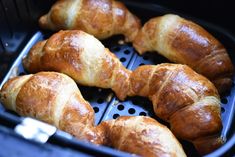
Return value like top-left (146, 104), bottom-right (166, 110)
top-left (133, 14), bottom-right (234, 93)
top-left (0, 72), bottom-right (186, 157)
top-left (23, 30), bottom-right (223, 154)
top-left (23, 30), bottom-right (131, 100)
top-left (0, 72), bottom-right (104, 144)
top-left (39, 0), bottom-right (141, 42)
top-left (99, 116), bottom-right (186, 157)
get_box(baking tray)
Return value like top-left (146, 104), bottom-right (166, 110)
top-left (0, 1), bottom-right (234, 157)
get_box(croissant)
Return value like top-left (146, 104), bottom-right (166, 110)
top-left (133, 14), bottom-right (234, 93)
top-left (39, 0), bottom-right (141, 42)
top-left (23, 30), bottom-right (223, 154)
top-left (0, 72), bottom-right (186, 157)
top-left (99, 116), bottom-right (186, 157)
top-left (0, 72), bottom-right (104, 144)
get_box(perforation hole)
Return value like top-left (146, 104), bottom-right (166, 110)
top-left (128, 108), bottom-right (135, 114)
top-left (143, 56), bottom-right (149, 60)
top-left (139, 63), bottom-right (145, 66)
top-left (221, 107), bottom-right (225, 113)
top-left (113, 113), bottom-right (120, 119)
top-left (124, 49), bottom-right (130, 54)
top-left (93, 107), bottom-right (99, 113)
top-left (221, 98), bottom-right (228, 104)
top-left (120, 57), bottom-right (126, 62)
top-left (19, 72), bottom-right (26, 76)
top-left (139, 112), bottom-right (147, 116)
top-left (117, 104), bottom-right (124, 111)
top-left (114, 47), bottom-right (121, 51)
top-left (97, 98), bottom-right (104, 104)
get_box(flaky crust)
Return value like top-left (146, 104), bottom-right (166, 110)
top-left (0, 72), bottom-right (186, 157)
top-left (133, 14), bottom-right (234, 93)
top-left (127, 64), bottom-right (223, 154)
top-left (23, 30), bottom-right (223, 154)
top-left (23, 30), bottom-right (131, 100)
top-left (0, 72), bottom-right (104, 144)
top-left (99, 116), bottom-right (186, 157)
top-left (39, 0), bottom-right (141, 42)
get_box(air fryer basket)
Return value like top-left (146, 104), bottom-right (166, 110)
top-left (0, 1), bottom-right (234, 157)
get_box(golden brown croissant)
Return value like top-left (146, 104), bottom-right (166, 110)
top-left (0, 72), bottom-right (104, 144)
top-left (23, 30), bottom-right (223, 154)
top-left (133, 14), bottom-right (234, 93)
top-left (0, 72), bottom-right (186, 157)
top-left (39, 0), bottom-right (141, 42)
top-left (99, 116), bottom-right (186, 157)
top-left (127, 64), bottom-right (223, 155)
top-left (23, 30), bottom-right (131, 100)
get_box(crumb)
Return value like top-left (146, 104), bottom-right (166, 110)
top-left (118, 40), bottom-right (125, 45)
top-left (113, 100), bottom-right (119, 106)
top-left (106, 93), bottom-right (113, 102)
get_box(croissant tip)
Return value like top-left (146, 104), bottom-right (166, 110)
top-left (38, 15), bottom-right (48, 29)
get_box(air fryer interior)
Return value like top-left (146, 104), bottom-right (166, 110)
top-left (0, 1), bottom-right (234, 157)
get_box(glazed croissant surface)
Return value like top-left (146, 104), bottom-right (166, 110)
top-left (39, 0), bottom-right (141, 42)
top-left (133, 14), bottom-right (234, 93)
top-left (0, 72), bottom-right (186, 157)
top-left (0, 72), bottom-right (104, 144)
top-left (23, 30), bottom-right (131, 100)
top-left (99, 116), bottom-right (186, 157)
top-left (23, 30), bottom-right (223, 154)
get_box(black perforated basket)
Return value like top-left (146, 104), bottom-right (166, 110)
top-left (0, 1), bottom-right (234, 157)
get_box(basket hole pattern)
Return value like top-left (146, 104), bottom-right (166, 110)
top-left (113, 113), bottom-right (120, 119)
top-left (124, 49), bottom-right (130, 55)
top-left (103, 98), bottom-right (152, 121)
top-left (77, 86), bottom-right (115, 125)
top-left (221, 107), bottom-right (225, 113)
top-left (117, 104), bottom-right (124, 111)
top-left (110, 45), bottom-right (133, 67)
top-left (120, 57), bottom-right (126, 62)
top-left (139, 112), bottom-right (147, 116)
top-left (19, 72), bottom-right (26, 76)
top-left (93, 107), bottom-right (99, 113)
top-left (128, 108), bottom-right (136, 114)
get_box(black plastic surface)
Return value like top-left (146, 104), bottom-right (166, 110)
top-left (0, 125), bottom-right (91, 157)
top-left (0, 1), bottom-right (234, 157)
top-left (0, 122), bottom-right (133, 157)
top-left (0, 0), bottom-right (56, 82)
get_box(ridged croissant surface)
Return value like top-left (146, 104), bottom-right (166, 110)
top-left (0, 72), bottom-right (104, 144)
top-left (133, 14), bottom-right (234, 93)
top-left (99, 116), bottom-right (186, 157)
top-left (39, 0), bottom-right (141, 42)
top-left (0, 72), bottom-right (186, 157)
top-left (23, 30), bottom-right (223, 154)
